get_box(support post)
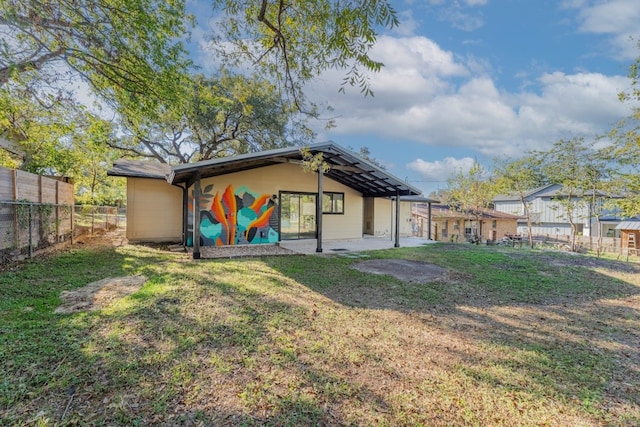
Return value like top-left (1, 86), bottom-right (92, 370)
top-left (427, 202), bottom-right (432, 240)
top-left (316, 170), bottom-right (323, 253)
top-left (193, 172), bottom-right (201, 259)
top-left (394, 189), bottom-right (400, 248)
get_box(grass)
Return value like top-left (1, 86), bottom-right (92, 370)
top-left (1, 240), bottom-right (639, 426)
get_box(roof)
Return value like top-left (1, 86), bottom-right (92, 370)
top-left (615, 221), bottom-right (640, 230)
top-left (107, 159), bottom-right (172, 180)
top-left (168, 142), bottom-right (422, 197)
top-left (415, 204), bottom-right (521, 220)
top-left (398, 195), bottom-right (440, 203)
top-left (493, 184), bottom-right (557, 202)
top-left (494, 183), bottom-right (622, 202)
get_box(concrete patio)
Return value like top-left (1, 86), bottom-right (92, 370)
top-left (278, 236), bottom-right (436, 255)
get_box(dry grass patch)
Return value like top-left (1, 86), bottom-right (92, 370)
top-left (1, 241), bottom-right (639, 426)
top-left (54, 276), bottom-right (147, 314)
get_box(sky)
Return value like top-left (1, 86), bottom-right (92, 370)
top-left (188, 0), bottom-right (640, 196)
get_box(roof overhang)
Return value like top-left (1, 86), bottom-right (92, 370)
top-left (107, 159), bottom-right (172, 180)
top-left (170, 142), bottom-right (422, 197)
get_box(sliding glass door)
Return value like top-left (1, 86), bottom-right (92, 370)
top-left (280, 192), bottom-right (316, 240)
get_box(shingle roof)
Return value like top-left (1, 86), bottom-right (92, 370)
top-left (107, 159), bottom-right (172, 180)
top-left (415, 204), bottom-right (521, 220)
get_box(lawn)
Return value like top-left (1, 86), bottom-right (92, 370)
top-left (1, 240), bottom-right (639, 426)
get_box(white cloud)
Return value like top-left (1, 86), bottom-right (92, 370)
top-left (570, 0), bottom-right (640, 59)
top-left (395, 10), bottom-right (420, 37)
top-left (407, 157), bottom-right (477, 182)
top-left (310, 35), bottom-right (634, 159)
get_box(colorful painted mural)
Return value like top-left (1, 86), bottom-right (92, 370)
top-left (187, 184), bottom-right (279, 246)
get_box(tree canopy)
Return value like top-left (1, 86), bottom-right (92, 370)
top-left (0, 0), bottom-right (193, 110)
top-left (447, 161), bottom-right (496, 243)
top-left (211, 0), bottom-right (399, 108)
top-left (113, 72), bottom-right (312, 164)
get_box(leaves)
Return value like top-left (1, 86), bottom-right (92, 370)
top-left (0, 0), bottom-right (193, 114)
top-left (211, 0), bottom-right (398, 109)
top-left (447, 162), bottom-right (496, 241)
top-left (114, 72), bottom-right (309, 163)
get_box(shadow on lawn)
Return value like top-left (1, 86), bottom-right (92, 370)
top-left (2, 255), bottom-right (394, 425)
top-left (265, 247), bottom-right (640, 423)
top-left (4, 243), bottom-right (639, 425)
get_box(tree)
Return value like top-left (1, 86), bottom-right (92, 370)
top-left (348, 146), bottom-right (386, 170)
top-left (0, 0), bottom-right (192, 112)
top-left (73, 118), bottom-right (126, 205)
top-left (210, 0), bottom-right (399, 109)
top-left (535, 138), bottom-right (593, 252)
top-left (0, 87), bottom-right (125, 204)
top-left (447, 162), bottom-right (496, 243)
top-left (611, 40), bottom-right (640, 218)
top-left (0, 86), bottom-right (79, 176)
top-left (493, 155), bottom-right (546, 248)
top-left (112, 72), bottom-right (309, 163)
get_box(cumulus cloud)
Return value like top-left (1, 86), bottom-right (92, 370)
top-left (569, 0), bottom-right (640, 59)
top-left (407, 157), bottom-right (477, 182)
top-left (310, 35), bottom-right (634, 159)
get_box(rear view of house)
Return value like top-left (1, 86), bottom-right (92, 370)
top-left (108, 143), bottom-right (427, 258)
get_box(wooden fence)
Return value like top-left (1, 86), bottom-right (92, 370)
top-left (0, 166), bottom-right (74, 204)
top-left (0, 167), bottom-right (76, 260)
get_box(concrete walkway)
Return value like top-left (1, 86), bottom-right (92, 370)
top-left (278, 236), bottom-right (437, 255)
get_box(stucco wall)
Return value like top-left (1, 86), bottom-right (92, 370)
top-left (373, 198), bottom-right (392, 238)
top-left (126, 178), bottom-right (183, 242)
top-left (195, 163), bottom-right (364, 241)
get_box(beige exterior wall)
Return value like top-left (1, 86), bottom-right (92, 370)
top-left (196, 163), bottom-right (364, 240)
top-left (126, 178), bottom-right (182, 242)
top-left (374, 198), bottom-right (413, 239)
top-left (398, 202), bottom-right (414, 237)
top-left (369, 199), bottom-right (415, 238)
top-left (373, 198), bottom-right (393, 238)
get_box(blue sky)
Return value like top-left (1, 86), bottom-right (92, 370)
top-left (189, 0), bottom-right (640, 195)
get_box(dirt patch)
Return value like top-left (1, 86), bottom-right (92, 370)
top-left (55, 275), bottom-right (147, 314)
top-left (351, 259), bottom-right (448, 283)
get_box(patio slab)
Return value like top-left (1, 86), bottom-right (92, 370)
top-left (279, 236), bottom-right (436, 255)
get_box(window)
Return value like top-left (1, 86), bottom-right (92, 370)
top-left (322, 192), bottom-right (344, 214)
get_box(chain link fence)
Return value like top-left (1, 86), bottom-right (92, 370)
top-left (0, 201), bottom-right (125, 262)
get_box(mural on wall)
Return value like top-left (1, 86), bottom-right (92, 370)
top-left (187, 184), bottom-right (279, 246)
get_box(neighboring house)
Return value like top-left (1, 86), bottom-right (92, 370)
top-left (413, 204), bottom-right (519, 242)
top-left (108, 142), bottom-right (432, 258)
top-left (493, 184), bottom-right (623, 238)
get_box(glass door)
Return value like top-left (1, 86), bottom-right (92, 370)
top-left (280, 193), bottom-right (316, 239)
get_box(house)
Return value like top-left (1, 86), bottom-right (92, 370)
top-left (413, 204), bottom-right (519, 242)
top-left (108, 143), bottom-right (432, 258)
top-left (493, 184), bottom-right (623, 238)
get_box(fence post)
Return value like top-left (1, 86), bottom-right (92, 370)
top-left (28, 203), bottom-right (33, 258)
top-left (70, 206), bottom-right (74, 245)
